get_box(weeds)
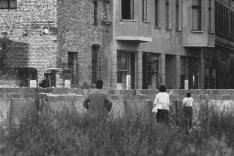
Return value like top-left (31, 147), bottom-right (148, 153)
top-left (0, 102), bottom-right (233, 156)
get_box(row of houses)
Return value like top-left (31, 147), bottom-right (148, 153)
top-left (0, 0), bottom-right (234, 89)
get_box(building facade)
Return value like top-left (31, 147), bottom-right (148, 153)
top-left (0, 0), bottom-right (233, 89)
top-left (110, 0), bottom-right (234, 89)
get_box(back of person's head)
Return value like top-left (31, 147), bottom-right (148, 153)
top-left (96, 79), bottom-right (103, 89)
top-left (159, 85), bottom-right (166, 92)
top-left (186, 92), bottom-right (191, 98)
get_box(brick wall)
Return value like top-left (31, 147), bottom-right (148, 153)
top-left (0, 0), bottom-right (58, 82)
top-left (57, 0), bottom-right (112, 87)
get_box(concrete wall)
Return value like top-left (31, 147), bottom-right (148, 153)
top-left (0, 88), bottom-right (234, 126)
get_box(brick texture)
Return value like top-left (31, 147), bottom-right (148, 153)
top-left (57, 0), bottom-right (112, 87)
top-left (0, 0), bottom-right (58, 82)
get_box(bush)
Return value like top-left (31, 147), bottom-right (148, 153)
top-left (0, 104), bottom-right (233, 156)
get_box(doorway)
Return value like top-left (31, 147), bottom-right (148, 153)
top-left (68, 52), bottom-right (78, 86)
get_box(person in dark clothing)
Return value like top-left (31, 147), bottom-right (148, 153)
top-left (39, 75), bottom-right (50, 88)
top-left (83, 79), bottom-right (112, 119)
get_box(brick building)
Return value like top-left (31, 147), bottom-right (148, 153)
top-left (0, 0), bottom-right (233, 89)
top-left (0, 0), bottom-right (57, 87)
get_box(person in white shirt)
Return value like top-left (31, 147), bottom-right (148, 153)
top-left (182, 92), bottom-right (194, 132)
top-left (153, 85), bottom-right (170, 123)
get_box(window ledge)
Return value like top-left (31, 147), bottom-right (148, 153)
top-left (165, 28), bottom-right (171, 31)
top-left (191, 30), bottom-right (203, 33)
top-left (142, 21), bottom-right (150, 24)
top-left (208, 31), bottom-right (215, 34)
top-left (120, 19), bottom-right (136, 22)
top-left (176, 29), bottom-right (182, 32)
top-left (102, 20), bottom-right (112, 25)
top-left (154, 26), bottom-right (161, 29)
top-left (0, 8), bottom-right (17, 10)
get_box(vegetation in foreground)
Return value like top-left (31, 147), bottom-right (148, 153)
top-left (0, 103), bottom-right (233, 156)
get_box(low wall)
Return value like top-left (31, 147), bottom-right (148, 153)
top-left (0, 88), bottom-right (233, 125)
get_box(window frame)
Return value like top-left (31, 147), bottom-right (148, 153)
top-left (142, 0), bottom-right (148, 22)
top-left (117, 51), bottom-right (136, 89)
top-left (191, 0), bottom-right (203, 32)
top-left (0, 0), bottom-right (17, 9)
top-left (120, 0), bottom-right (135, 21)
top-left (155, 0), bottom-right (160, 27)
top-left (165, 0), bottom-right (170, 29)
top-left (91, 45), bottom-right (100, 84)
top-left (93, 0), bottom-right (98, 25)
top-left (175, 0), bottom-right (181, 31)
top-left (208, 0), bottom-right (212, 33)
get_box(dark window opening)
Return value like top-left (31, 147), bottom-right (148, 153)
top-left (155, 0), bottom-right (159, 26)
top-left (165, 0), bottom-right (170, 28)
top-left (68, 52), bottom-right (78, 85)
top-left (121, 0), bottom-right (134, 20)
top-left (92, 45), bottom-right (99, 84)
top-left (93, 1), bottom-right (98, 25)
top-left (188, 58), bottom-right (199, 89)
top-left (142, 0), bottom-right (147, 21)
top-left (176, 0), bottom-right (180, 30)
top-left (180, 75), bottom-right (185, 89)
top-left (208, 0), bottom-right (212, 32)
top-left (0, 0), bottom-right (17, 9)
top-left (117, 51), bottom-right (135, 89)
top-left (142, 53), bottom-right (159, 89)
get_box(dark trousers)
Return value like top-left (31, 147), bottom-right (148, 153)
top-left (156, 109), bottom-right (169, 123)
top-left (184, 106), bottom-right (193, 129)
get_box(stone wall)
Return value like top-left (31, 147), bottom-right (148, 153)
top-left (0, 88), bottom-right (233, 126)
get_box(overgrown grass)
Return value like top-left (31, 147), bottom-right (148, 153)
top-left (0, 102), bottom-right (233, 156)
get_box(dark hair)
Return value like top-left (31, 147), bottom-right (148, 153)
top-left (96, 79), bottom-right (103, 89)
top-left (186, 92), bottom-right (191, 97)
top-left (159, 85), bottom-right (166, 92)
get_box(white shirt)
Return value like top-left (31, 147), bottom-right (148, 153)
top-left (153, 92), bottom-right (170, 110)
top-left (183, 97), bottom-right (194, 107)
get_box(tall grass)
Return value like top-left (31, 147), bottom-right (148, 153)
top-left (0, 102), bottom-right (233, 156)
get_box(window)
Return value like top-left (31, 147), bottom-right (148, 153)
top-left (117, 51), bottom-right (135, 89)
top-left (68, 52), bottom-right (78, 85)
top-left (142, 0), bottom-right (147, 22)
top-left (0, 0), bottom-right (17, 9)
top-left (224, 7), bottom-right (227, 38)
top-left (232, 12), bottom-right (234, 41)
top-left (176, 0), bottom-right (180, 30)
top-left (92, 45), bottom-right (100, 84)
top-left (93, 1), bottom-right (98, 25)
top-left (221, 5), bottom-right (224, 37)
top-left (155, 0), bottom-right (159, 26)
top-left (192, 0), bottom-right (202, 31)
top-left (104, 0), bottom-right (111, 22)
top-left (121, 0), bottom-right (134, 20)
top-left (208, 0), bottom-right (212, 32)
top-left (165, 0), bottom-right (170, 29)
top-left (142, 53), bottom-right (159, 89)
top-left (215, 2), bottom-right (219, 35)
